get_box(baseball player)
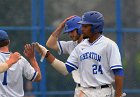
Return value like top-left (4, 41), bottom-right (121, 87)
top-left (46, 15), bottom-right (83, 97)
top-left (0, 30), bottom-right (21, 73)
top-left (0, 30), bottom-right (42, 97)
top-left (67, 11), bottom-right (124, 97)
top-left (34, 11), bottom-right (124, 97)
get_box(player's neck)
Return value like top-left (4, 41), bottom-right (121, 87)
top-left (0, 46), bottom-right (9, 52)
top-left (77, 35), bottom-right (83, 44)
top-left (88, 33), bottom-right (101, 43)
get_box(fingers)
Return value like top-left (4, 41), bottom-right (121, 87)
top-left (32, 42), bottom-right (42, 54)
top-left (14, 52), bottom-right (20, 55)
top-left (66, 15), bottom-right (76, 21)
top-left (32, 42), bottom-right (39, 49)
top-left (27, 42), bottom-right (48, 56)
top-left (24, 44), bottom-right (35, 59)
top-left (24, 44), bottom-right (34, 52)
top-left (7, 52), bottom-right (21, 65)
top-left (31, 42), bottom-right (38, 47)
top-left (24, 44), bottom-right (32, 50)
top-left (24, 44), bottom-right (34, 55)
top-left (13, 52), bottom-right (21, 59)
top-left (122, 92), bottom-right (126, 97)
top-left (63, 15), bottom-right (77, 23)
top-left (31, 42), bottom-right (36, 45)
top-left (23, 50), bottom-right (26, 56)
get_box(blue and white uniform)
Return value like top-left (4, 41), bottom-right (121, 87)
top-left (57, 41), bottom-right (78, 56)
top-left (0, 52), bottom-right (38, 97)
top-left (65, 35), bottom-right (123, 97)
top-left (57, 40), bottom-right (81, 97)
top-left (57, 40), bottom-right (80, 83)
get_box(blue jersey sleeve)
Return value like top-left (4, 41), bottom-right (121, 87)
top-left (65, 61), bottom-right (78, 73)
top-left (112, 68), bottom-right (124, 76)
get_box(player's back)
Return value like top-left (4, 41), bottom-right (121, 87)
top-left (0, 52), bottom-right (25, 97)
top-left (0, 52), bottom-right (36, 97)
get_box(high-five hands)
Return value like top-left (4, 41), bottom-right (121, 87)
top-left (32, 42), bottom-right (49, 62)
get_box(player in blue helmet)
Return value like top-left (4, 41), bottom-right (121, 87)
top-left (64, 16), bottom-right (82, 41)
top-left (46, 15), bottom-right (83, 51)
top-left (46, 16), bottom-right (83, 97)
top-left (34, 11), bottom-right (125, 97)
top-left (78, 11), bottom-right (104, 33)
top-left (77, 11), bottom-right (124, 97)
top-left (64, 16), bottom-right (82, 34)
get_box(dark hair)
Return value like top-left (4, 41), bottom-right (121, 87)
top-left (99, 31), bottom-right (102, 34)
top-left (0, 40), bottom-right (10, 47)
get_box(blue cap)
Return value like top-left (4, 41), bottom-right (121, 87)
top-left (78, 11), bottom-right (104, 32)
top-left (0, 30), bottom-right (9, 42)
top-left (78, 11), bottom-right (104, 25)
top-left (64, 16), bottom-right (82, 34)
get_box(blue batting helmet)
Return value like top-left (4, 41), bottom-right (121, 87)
top-left (0, 30), bottom-right (9, 42)
top-left (78, 11), bottom-right (104, 33)
top-left (64, 16), bottom-right (82, 35)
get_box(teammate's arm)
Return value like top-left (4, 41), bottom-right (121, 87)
top-left (34, 42), bottom-right (69, 75)
top-left (24, 44), bottom-right (42, 81)
top-left (46, 15), bottom-right (76, 51)
top-left (0, 52), bottom-right (21, 73)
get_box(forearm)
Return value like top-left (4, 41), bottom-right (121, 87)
top-left (0, 63), bottom-right (8, 73)
top-left (29, 57), bottom-right (42, 81)
top-left (6, 59), bottom-right (14, 68)
top-left (115, 75), bottom-right (123, 97)
top-left (34, 42), bottom-right (68, 75)
top-left (51, 24), bottom-right (64, 37)
top-left (46, 35), bottom-right (58, 51)
top-left (45, 52), bottom-right (68, 75)
top-left (46, 22), bottom-right (64, 49)
top-left (0, 59), bottom-right (18, 73)
top-left (50, 15), bottom-right (75, 37)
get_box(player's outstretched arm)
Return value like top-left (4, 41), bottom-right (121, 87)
top-left (46, 15), bottom-right (76, 51)
top-left (34, 42), bottom-right (69, 75)
top-left (0, 52), bottom-right (21, 73)
top-left (24, 44), bottom-right (42, 82)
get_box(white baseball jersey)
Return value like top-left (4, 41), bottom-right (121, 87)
top-left (0, 52), bottom-right (38, 97)
top-left (65, 35), bottom-right (123, 87)
top-left (57, 41), bottom-right (78, 55)
top-left (57, 40), bottom-right (80, 84)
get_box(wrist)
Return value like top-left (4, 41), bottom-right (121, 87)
top-left (45, 51), bottom-right (50, 58)
top-left (0, 63), bottom-right (9, 73)
top-left (115, 93), bottom-right (122, 97)
top-left (6, 59), bottom-right (13, 67)
top-left (29, 57), bottom-right (36, 61)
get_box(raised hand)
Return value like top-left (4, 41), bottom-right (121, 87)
top-left (6, 52), bottom-right (21, 66)
top-left (32, 42), bottom-right (48, 57)
top-left (24, 44), bottom-right (35, 59)
top-left (60, 15), bottom-right (77, 28)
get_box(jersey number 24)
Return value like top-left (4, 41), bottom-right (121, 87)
top-left (92, 64), bottom-right (103, 74)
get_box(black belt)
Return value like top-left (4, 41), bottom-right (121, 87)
top-left (90, 84), bottom-right (110, 89)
